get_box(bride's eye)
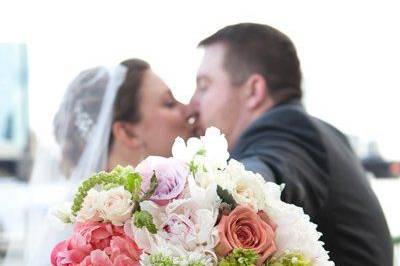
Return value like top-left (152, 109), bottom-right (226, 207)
top-left (164, 99), bottom-right (177, 108)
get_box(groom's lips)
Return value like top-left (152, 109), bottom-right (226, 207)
top-left (194, 125), bottom-right (205, 137)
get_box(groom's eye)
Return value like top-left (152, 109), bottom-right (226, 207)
top-left (198, 86), bottom-right (208, 93)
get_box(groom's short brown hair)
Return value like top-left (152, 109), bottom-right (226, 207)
top-left (199, 23), bottom-right (302, 103)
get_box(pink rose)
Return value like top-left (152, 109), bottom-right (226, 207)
top-left (51, 222), bottom-right (141, 266)
top-left (136, 156), bottom-right (188, 206)
top-left (216, 205), bottom-right (277, 266)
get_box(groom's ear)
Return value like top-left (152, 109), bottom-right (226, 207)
top-left (243, 74), bottom-right (268, 110)
top-left (112, 121), bottom-right (142, 149)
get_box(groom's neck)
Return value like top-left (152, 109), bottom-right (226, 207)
top-left (228, 100), bottom-right (274, 149)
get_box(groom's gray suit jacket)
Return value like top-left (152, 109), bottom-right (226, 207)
top-left (230, 99), bottom-right (393, 266)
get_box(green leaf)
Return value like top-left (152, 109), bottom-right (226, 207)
top-left (134, 210), bottom-right (157, 234)
top-left (71, 167), bottom-right (128, 216)
top-left (217, 185), bottom-right (237, 209)
top-left (219, 248), bottom-right (259, 266)
top-left (266, 252), bottom-right (311, 266)
top-left (141, 171), bottom-right (158, 201)
top-left (125, 172), bottom-right (142, 201)
top-left (196, 148), bottom-right (206, 156)
top-left (71, 165), bottom-right (143, 216)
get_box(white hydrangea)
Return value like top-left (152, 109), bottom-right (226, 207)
top-left (263, 183), bottom-right (334, 266)
top-left (172, 127), bottom-right (229, 173)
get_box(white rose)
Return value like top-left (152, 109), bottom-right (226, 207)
top-left (77, 188), bottom-right (104, 223)
top-left (226, 159), bottom-right (267, 211)
top-left (100, 186), bottom-right (133, 226)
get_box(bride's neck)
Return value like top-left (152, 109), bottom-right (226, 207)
top-left (107, 142), bottom-right (141, 171)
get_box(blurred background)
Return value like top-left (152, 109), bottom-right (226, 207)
top-left (0, 0), bottom-right (399, 265)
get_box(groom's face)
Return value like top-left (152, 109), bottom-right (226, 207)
top-left (191, 43), bottom-right (244, 145)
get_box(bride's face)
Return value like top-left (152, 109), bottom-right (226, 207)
top-left (134, 70), bottom-right (193, 157)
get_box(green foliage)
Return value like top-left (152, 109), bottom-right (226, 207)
top-left (266, 252), bottom-right (311, 266)
top-left (147, 253), bottom-right (206, 266)
top-left (219, 249), bottom-right (259, 266)
top-left (134, 210), bottom-right (157, 234)
top-left (217, 185), bottom-right (237, 209)
top-left (189, 161), bottom-right (198, 176)
top-left (188, 261), bottom-right (206, 266)
top-left (125, 171), bottom-right (142, 201)
top-left (71, 166), bottom-right (132, 215)
top-left (142, 171), bottom-right (158, 201)
top-left (72, 165), bottom-right (160, 234)
top-left (196, 148), bottom-right (206, 156)
top-left (149, 253), bottom-right (178, 266)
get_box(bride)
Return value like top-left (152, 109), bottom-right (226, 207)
top-left (55, 58), bottom-right (193, 183)
top-left (8, 58), bottom-right (194, 265)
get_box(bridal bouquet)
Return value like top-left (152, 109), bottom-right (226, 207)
top-left (50, 127), bottom-right (334, 266)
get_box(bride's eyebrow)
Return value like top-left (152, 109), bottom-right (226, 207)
top-left (163, 90), bottom-right (175, 99)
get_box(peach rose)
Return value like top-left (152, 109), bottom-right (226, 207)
top-left (216, 205), bottom-right (277, 265)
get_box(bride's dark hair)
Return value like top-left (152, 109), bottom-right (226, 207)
top-left (53, 58), bottom-right (150, 176)
top-left (113, 58), bottom-right (150, 123)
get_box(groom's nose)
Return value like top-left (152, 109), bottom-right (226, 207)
top-left (189, 94), bottom-right (200, 113)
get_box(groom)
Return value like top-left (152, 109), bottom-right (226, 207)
top-left (190, 23), bottom-right (393, 266)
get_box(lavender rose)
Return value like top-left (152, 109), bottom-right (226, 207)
top-left (136, 156), bottom-right (188, 206)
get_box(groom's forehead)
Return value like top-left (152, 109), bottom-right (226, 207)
top-left (202, 43), bottom-right (226, 65)
top-left (197, 44), bottom-right (227, 77)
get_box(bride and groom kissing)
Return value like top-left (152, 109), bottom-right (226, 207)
top-left (53, 23), bottom-right (392, 265)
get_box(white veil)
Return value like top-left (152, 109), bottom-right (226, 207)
top-left (4, 64), bottom-right (128, 265)
top-left (53, 64), bottom-right (128, 187)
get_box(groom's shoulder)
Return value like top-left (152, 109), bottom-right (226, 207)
top-left (252, 100), bottom-right (320, 137)
top-left (237, 100), bottom-right (352, 158)
top-left (263, 101), bottom-right (348, 143)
